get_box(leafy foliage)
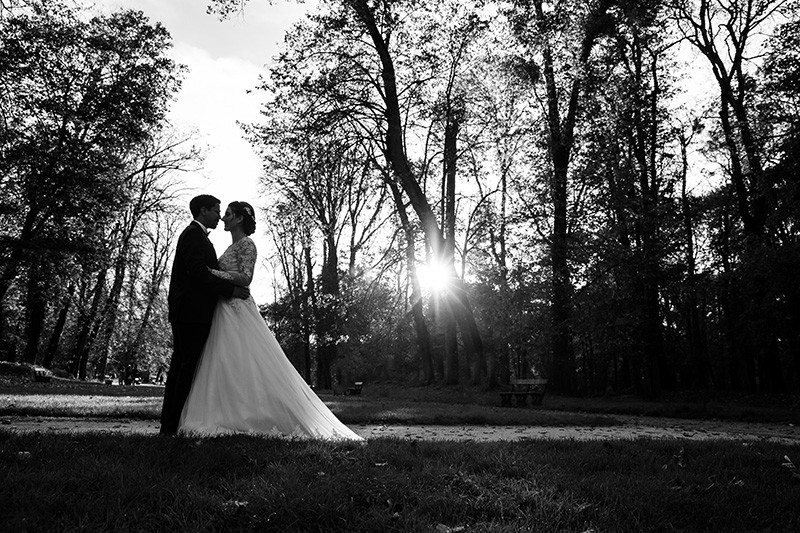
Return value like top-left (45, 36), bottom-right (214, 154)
top-left (0, 1), bottom-right (189, 380)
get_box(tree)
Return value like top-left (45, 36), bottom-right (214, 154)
top-left (74, 132), bottom-right (199, 380)
top-left (223, 0), bottom-right (488, 385)
top-left (257, 0), bottom-right (494, 386)
top-left (670, 0), bottom-right (797, 392)
top-left (675, 115), bottom-right (714, 388)
top-left (344, 0), bottom-right (488, 384)
top-left (385, 175), bottom-right (434, 383)
top-left (462, 45), bottom-right (543, 387)
top-left (0, 3), bottom-right (184, 359)
top-left (112, 207), bottom-right (181, 384)
top-left (265, 201), bottom-right (317, 382)
top-left (670, 0), bottom-right (790, 238)
top-left (594, 1), bottom-right (678, 396)
top-left (506, 0), bottom-right (618, 394)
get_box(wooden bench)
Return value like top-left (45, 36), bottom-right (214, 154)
top-left (500, 378), bottom-right (547, 407)
top-left (32, 366), bottom-right (52, 383)
top-left (345, 381), bottom-right (363, 396)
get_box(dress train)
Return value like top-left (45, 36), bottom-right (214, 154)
top-left (179, 292), bottom-right (362, 441)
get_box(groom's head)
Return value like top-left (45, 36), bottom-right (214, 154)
top-left (190, 195), bottom-right (222, 229)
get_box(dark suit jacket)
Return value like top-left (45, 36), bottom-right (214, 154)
top-left (167, 221), bottom-right (235, 324)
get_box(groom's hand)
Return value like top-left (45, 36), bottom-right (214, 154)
top-left (232, 286), bottom-right (250, 300)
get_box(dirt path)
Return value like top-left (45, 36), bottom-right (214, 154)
top-left (2, 415), bottom-right (798, 444)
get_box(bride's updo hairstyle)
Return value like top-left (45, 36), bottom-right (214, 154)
top-left (229, 201), bottom-right (256, 236)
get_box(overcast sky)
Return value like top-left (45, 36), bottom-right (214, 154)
top-left (87, 0), bottom-right (316, 302)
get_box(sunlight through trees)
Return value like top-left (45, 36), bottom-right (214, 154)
top-left (3, 0), bottom-right (799, 397)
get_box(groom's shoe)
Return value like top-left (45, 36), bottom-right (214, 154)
top-left (159, 427), bottom-right (177, 437)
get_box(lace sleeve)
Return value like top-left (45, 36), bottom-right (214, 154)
top-left (210, 238), bottom-right (256, 287)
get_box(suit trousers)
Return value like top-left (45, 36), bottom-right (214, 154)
top-left (160, 322), bottom-right (212, 434)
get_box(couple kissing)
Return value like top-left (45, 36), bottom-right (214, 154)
top-left (159, 194), bottom-right (361, 441)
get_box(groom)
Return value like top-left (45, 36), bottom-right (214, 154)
top-left (159, 194), bottom-right (249, 436)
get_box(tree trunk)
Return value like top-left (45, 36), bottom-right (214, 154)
top-left (679, 130), bottom-right (711, 388)
top-left (448, 276), bottom-right (484, 382)
top-left (631, 40), bottom-right (665, 397)
top-left (41, 282), bottom-right (75, 369)
top-left (442, 104), bottom-right (461, 385)
top-left (549, 149), bottom-right (576, 393)
top-left (71, 269), bottom-right (107, 379)
top-left (387, 179), bottom-right (434, 383)
top-left (788, 287), bottom-right (800, 392)
top-left (118, 269), bottom-right (161, 381)
top-left (92, 226), bottom-right (135, 380)
top-left (486, 166), bottom-right (511, 389)
top-left (442, 300), bottom-right (459, 385)
top-left (23, 262), bottom-right (46, 365)
top-left (0, 208), bottom-right (39, 341)
top-left (315, 233), bottom-right (339, 390)
top-left (303, 244), bottom-right (315, 384)
top-left (530, 0), bottom-right (614, 393)
top-left (718, 96), bottom-right (764, 236)
top-left (410, 289), bottom-right (434, 384)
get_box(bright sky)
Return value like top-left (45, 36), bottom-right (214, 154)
top-left (88, 0), bottom-right (316, 303)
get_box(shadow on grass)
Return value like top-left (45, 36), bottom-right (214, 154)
top-left (2, 431), bottom-right (799, 532)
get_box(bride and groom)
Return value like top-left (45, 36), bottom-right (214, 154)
top-left (159, 194), bottom-right (361, 441)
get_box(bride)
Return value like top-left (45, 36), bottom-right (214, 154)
top-left (179, 201), bottom-right (362, 441)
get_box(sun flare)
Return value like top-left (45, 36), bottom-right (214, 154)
top-left (417, 260), bottom-right (452, 293)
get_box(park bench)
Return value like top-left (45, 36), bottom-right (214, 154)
top-left (32, 365), bottom-right (52, 383)
top-left (500, 378), bottom-right (548, 407)
top-left (345, 381), bottom-right (363, 396)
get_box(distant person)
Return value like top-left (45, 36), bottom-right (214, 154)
top-left (159, 195), bottom-right (249, 436)
top-left (178, 201), bottom-right (362, 441)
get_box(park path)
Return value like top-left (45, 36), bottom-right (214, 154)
top-left (2, 414), bottom-right (799, 444)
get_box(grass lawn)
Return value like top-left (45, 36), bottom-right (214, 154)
top-left (0, 378), bottom-right (620, 427)
top-left (3, 375), bottom-right (800, 426)
top-left (2, 372), bottom-right (800, 531)
top-left (2, 432), bottom-right (799, 532)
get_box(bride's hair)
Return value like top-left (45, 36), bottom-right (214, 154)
top-left (229, 201), bottom-right (256, 235)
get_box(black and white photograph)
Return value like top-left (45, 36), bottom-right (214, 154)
top-left (2, 0), bottom-right (799, 531)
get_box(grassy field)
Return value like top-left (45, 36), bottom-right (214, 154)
top-left (3, 373), bottom-right (800, 531)
top-left (0, 379), bottom-right (616, 427)
top-left (3, 432), bottom-right (799, 532)
top-left (3, 375), bottom-right (800, 425)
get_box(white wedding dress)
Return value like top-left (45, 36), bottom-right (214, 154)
top-left (179, 236), bottom-right (362, 441)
